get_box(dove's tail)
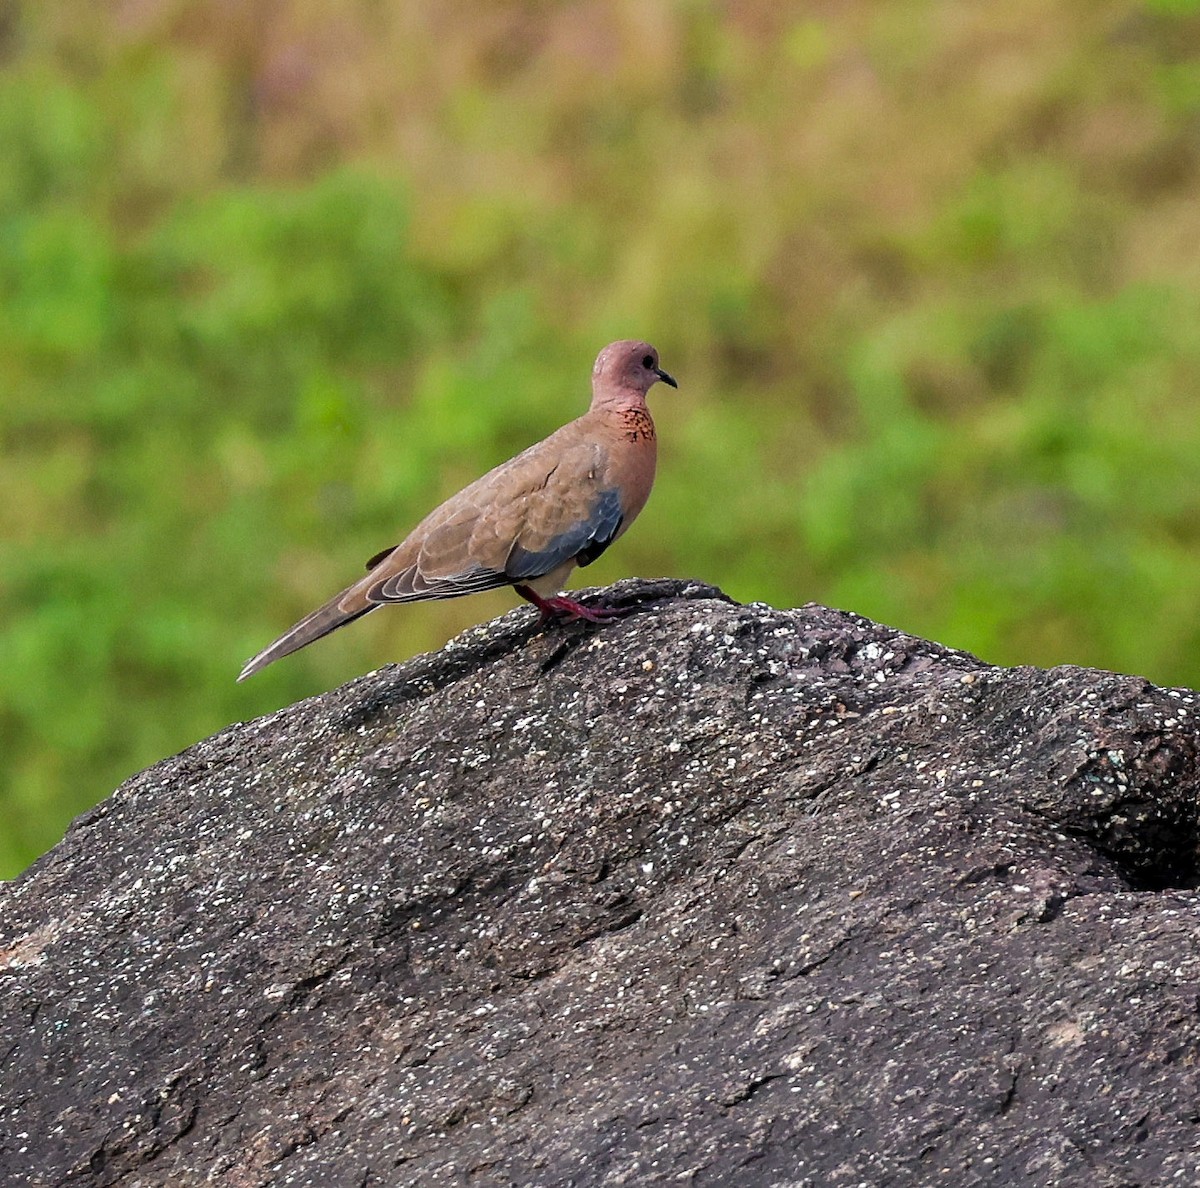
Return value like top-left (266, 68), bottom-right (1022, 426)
top-left (237, 591), bottom-right (375, 682)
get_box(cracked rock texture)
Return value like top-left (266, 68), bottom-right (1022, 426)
top-left (3, 577), bottom-right (1200, 1186)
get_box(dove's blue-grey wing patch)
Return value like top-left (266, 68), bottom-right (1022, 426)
top-left (505, 487), bottom-right (625, 580)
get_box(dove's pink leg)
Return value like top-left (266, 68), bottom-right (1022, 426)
top-left (514, 585), bottom-right (627, 625)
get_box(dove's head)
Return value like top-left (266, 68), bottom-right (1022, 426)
top-left (591, 340), bottom-right (677, 408)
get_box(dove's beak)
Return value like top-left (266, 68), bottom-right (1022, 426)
top-left (654, 368), bottom-right (678, 389)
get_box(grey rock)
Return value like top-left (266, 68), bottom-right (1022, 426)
top-left (1, 578), bottom-right (1198, 1186)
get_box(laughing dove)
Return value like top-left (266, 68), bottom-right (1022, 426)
top-left (237, 339), bottom-right (677, 681)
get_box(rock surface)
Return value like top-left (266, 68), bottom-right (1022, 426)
top-left (2, 578), bottom-right (1200, 1186)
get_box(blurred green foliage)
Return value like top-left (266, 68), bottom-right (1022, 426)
top-left (4, 1), bottom-right (1200, 875)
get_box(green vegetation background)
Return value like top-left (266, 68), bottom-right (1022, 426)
top-left (4, 1), bottom-right (1200, 876)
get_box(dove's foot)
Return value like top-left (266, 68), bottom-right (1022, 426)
top-left (514, 586), bottom-right (629, 626)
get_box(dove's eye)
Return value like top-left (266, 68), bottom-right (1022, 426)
top-left (642, 354), bottom-right (654, 368)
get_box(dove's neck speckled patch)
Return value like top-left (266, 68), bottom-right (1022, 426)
top-left (620, 407), bottom-right (656, 443)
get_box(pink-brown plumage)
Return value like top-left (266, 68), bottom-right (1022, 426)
top-left (238, 340), bottom-right (676, 680)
